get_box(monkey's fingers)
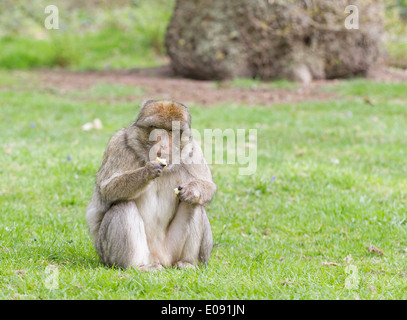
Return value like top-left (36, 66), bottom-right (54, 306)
top-left (174, 185), bottom-right (182, 197)
top-left (155, 157), bottom-right (167, 167)
top-left (174, 186), bottom-right (181, 197)
top-left (177, 186), bottom-right (200, 204)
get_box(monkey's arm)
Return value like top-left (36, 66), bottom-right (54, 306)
top-left (179, 179), bottom-right (216, 206)
top-left (96, 130), bottom-right (162, 203)
top-left (179, 141), bottom-right (217, 206)
top-left (98, 168), bottom-right (148, 203)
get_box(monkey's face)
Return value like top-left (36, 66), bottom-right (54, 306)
top-left (150, 127), bottom-right (173, 160)
top-left (134, 100), bottom-right (192, 167)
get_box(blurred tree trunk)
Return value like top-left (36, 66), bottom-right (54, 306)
top-left (165, 0), bottom-right (384, 82)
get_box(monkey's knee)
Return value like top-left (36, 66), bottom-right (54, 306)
top-left (96, 202), bottom-right (150, 268)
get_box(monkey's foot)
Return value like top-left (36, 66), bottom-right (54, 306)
top-left (138, 263), bottom-right (163, 273)
top-left (173, 261), bottom-right (196, 269)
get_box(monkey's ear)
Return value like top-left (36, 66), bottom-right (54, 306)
top-left (134, 116), bottom-right (155, 128)
top-left (141, 100), bottom-right (158, 108)
top-left (170, 100), bottom-right (189, 110)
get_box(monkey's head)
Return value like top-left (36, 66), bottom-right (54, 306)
top-left (130, 100), bottom-right (193, 167)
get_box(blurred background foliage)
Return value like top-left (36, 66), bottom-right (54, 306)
top-left (0, 0), bottom-right (174, 69)
top-left (0, 0), bottom-right (406, 70)
top-left (386, 0), bottom-right (407, 68)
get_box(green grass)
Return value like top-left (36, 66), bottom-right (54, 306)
top-left (1, 71), bottom-right (407, 299)
top-left (0, 0), bottom-right (174, 70)
top-left (68, 83), bottom-right (145, 100)
top-left (215, 78), bottom-right (299, 90)
top-left (385, 3), bottom-right (407, 68)
top-left (1, 1), bottom-right (407, 71)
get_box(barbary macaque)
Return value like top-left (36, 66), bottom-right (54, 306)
top-left (85, 100), bottom-right (216, 270)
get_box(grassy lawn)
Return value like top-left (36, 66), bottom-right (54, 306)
top-left (0, 0), bottom-right (174, 70)
top-left (1, 0), bottom-right (407, 71)
top-left (1, 70), bottom-right (407, 299)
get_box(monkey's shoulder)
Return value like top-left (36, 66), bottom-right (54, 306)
top-left (98, 128), bottom-right (143, 177)
top-left (104, 128), bottom-right (138, 156)
top-left (105, 128), bottom-right (127, 148)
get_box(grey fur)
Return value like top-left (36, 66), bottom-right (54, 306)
top-left (86, 101), bottom-right (216, 270)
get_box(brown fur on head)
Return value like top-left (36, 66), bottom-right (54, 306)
top-left (135, 100), bottom-right (191, 131)
top-left (127, 100), bottom-right (193, 164)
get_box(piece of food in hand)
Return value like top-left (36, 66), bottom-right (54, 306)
top-left (174, 185), bottom-right (182, 197)
top-left (155, 157), bottom-right (167, 167)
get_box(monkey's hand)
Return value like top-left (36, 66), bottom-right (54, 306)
top-left (177, 181), bottom-right (201, 205)
top-left (145, 161), bottom-right (164, 179)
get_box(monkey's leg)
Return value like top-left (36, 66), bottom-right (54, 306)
top-left (166, 203), bottom-right (211, 267)
top-left (96, 201), bottom-right (151, 269)
top-left (179, 207), bottom-right (213, 266)
top-left (198, 207), bottom-right (213, 265)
